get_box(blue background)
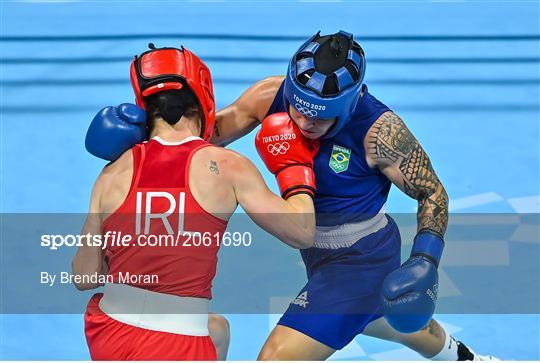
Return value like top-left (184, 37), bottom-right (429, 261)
top-left (1, 0), bottom-right (539, 360)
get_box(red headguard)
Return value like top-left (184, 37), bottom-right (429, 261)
top-left (130, 45), bottom-right (216, 141)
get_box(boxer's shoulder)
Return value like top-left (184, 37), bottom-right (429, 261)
top-left (364, 111), bottom-right (408, 168)
top-left (94, 149), bottom-right (134, 215)
top-left (191, 145), bottom-right (252, 179)
top-left (102, 148), bottom-right (134, 175)
top-left (100, 149), bottom-right (134, 186)
top-left (188, 145), bottom-right (241, 216)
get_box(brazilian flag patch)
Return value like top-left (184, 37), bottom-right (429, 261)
top-left (329, 145), bottom-right (351, 173)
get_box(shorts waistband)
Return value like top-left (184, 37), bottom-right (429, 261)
top-left (99, 283), bottom-right (209, 336)
top-left (314, 209), bottom-right (388, 249)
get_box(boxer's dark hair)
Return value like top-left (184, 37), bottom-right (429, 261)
top-left (296, 32), bottom-right (363, 95)
top-left (145, 89), bottom-right (200, 132)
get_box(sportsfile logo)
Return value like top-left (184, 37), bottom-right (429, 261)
top-left (292, 291), bottom-right (309, 308)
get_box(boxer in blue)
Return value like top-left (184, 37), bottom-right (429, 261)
top-left (85, 32), bottom-right (497, 361)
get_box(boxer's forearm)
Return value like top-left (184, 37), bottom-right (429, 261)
top-left (416, 182), bottom-right (448, 237)
top-left (211, 112), bottom-right (260, 147)
top-left (390, 120), bottom-right (448, 235)
top-left (211, 110), bottom-right (241, 146)
top-left (211, 77), bottom-right (283, 146)
top-left (365, 111), bottom-right (448, 237)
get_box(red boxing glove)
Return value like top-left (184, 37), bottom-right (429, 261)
top-left (255, 112), bottom-right (319, 199)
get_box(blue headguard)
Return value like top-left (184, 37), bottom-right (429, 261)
top-left (283, 30), bottom-right (366, 139)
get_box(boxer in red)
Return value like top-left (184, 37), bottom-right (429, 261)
top-left (72, 44), bottom-right (318, 360)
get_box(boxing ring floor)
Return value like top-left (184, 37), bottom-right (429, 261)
top-left (1, 0), bottom-right (539, 360)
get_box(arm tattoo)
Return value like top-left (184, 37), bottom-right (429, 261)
top-left (367, 112), bottom-right (448, 236)
top-left (209, 160), bottom-right (220, 175)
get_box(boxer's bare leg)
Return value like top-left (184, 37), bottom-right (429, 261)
top-left (363, 317), bottom-right (445, 358)
top-left (258, 325), bottom-right (335, 361)
top-left (208, 314), bottom-right (230, 360)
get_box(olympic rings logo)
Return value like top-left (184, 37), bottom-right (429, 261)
top-left (267, 142), bottom-right (290, 155)
top-left (295, 103), bottom-right (318, 118)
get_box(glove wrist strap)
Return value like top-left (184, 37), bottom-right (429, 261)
top-left (276, 165), bottom-right (316, 199)
top-left (411, 231), bottom-right (444, 267)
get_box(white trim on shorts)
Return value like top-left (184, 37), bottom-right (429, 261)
top-left (98, 283), bottom-right (210, 336)
top-left (314, 204), bottom-right (388, 249)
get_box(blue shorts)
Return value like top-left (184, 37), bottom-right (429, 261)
top-left (278, 215), bottom-right (401, 350)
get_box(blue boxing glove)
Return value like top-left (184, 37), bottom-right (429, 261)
top-left (85, 103), bottom-right (147, 161)
top-left (381, 231), bottom-right (444, 333)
